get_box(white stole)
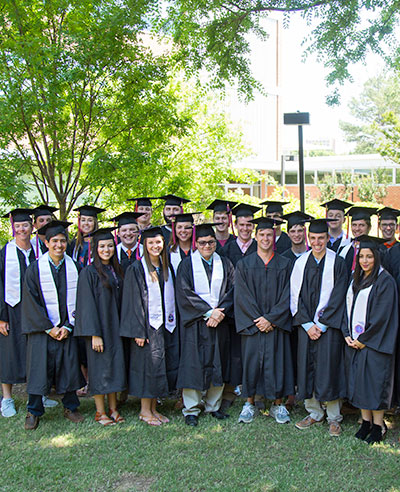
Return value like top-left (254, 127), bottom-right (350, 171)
top-left (5, 241), bottom-right (31, 307)
top-left (338, 234), bottom-right (350, 250)
top-left (38, 253), bottom-right (78, 326)
top-left (192, 250), bottom-right (223, 309)
top-left (170, 248), bottom-right (191, 274)
top-left (346, 268), bottom-right (383, 339)
top-left (116, 243), bottom-right (142, 262)
top-left (339, 240), bottom-right (354, 259)
top-left (30, 236), bottom-right (44, 259)
top-left (142, 259), bottom-right (176, 333)
top-left (290, 248), bottom-right (336, 322)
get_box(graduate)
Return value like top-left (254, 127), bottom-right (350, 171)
top-left (290, 218), bottom-right (348, 437)
top-left (261, 200), bottom-right (291, 254)
top-left (206, 199), bottom-right (238, 254)
top-left (168, 212), bottom-right (200, 274)
top-left (342, 235), bottom-right (398, 444)
top-left (222, 203), bottom-right (261, 265)
top-left (176, 223), bottom-right (235, 427)
top-left (74, 228), bottom-right (126, 426)
top-left (234, 217), bottom-right (294, 425)
top-left (159, 194), bottom-right (191, 243)
top-left (120, 226), bottom-right (178, 426)
top-left (338, 206), bottom-right (377, 275)
top-left (112, 212), bottom-right (144, 273)
top-left (321, 199), bottom-right (352, 252)
top-left (377, 207), bottom-right (399, 250)
top-left (31, 205), bottom-right (58, 258)
top-left (281, 211), bottom-right (314, 264)
top-left (70, 205), bottom-right (105, 267)
top-left (0, 209), bottom-right (36, 418)
top-left (21, 221), bottom-right (84, 430)
top-left (127, 197), bottom-right (155, 230)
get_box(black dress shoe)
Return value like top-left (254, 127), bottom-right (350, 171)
top-left (25, 412), bottom-right (39, 430)
top-left (210, 410), bottom-right (230, 420)
top-left (365, 422), bottom-right (387, 444)
top-left (355, 420), bottom-right (372, 440)
top-left (185, 415), bottom-right (198, 426)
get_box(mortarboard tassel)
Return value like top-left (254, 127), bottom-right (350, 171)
top-left (304, 227), bottom-right (309, 251)
top-left (87, 235), bottom-right (92, 265)
top-left (9, 213), bottom-right (15, 237)
top-left (346, 215), bottom-right (350, 239)
top-left (136, 233), bottom-right (142, 260)
top-left (351, 241), bottom-right (358, 273)
top-left (228, 205), bottom-right (236, 238)
top-left (135, 201), bottom-right (138, 212)
top-left (35, 232), bottom-right (40, 259)
top-left (113, 220), bottom-right (118, 246)
top-left (172, 221), bottom-right (176, 245)
top-left (273, 226), bottom-right (277, 252)
top-left (192, 224), bottom-right (196, 251)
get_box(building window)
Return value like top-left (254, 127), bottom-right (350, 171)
top-left (317, 171), bottom-right (333, 183)
top-left (268, 171), bottom-right (282, 184)
top-left (305, 171), bottom-right (315, 184)
top-left (285, 171), bottom-right (298, 185)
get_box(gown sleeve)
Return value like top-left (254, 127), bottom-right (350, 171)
top-left (216, 257), bottom-right (235, 317)
top-left (120, 262), bottom-right (148, 339)
top-left (74, 267), bottom-right (102, 337)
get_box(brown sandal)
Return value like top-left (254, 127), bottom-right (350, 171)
top-left (139, 414), bottom-right (162, 426)
top-left (153, 411), bottom-right (170, 423)
top-left (95, 411), bottom-right (116, 426)
top-left (109, 410), bottom-right (125, 423)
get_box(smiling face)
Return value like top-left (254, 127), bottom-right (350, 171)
top-left (14, 221), bottom-right (33, 242)
top-left (195, 235), bottom-right (217, 260)
top-left (45, 233), bottom-right (67, 262)
top-left (80, 215), bottom-right (96, 234)
top-left (118, 223), bottom-right (139, 248)
top-left (309, 231), bottom-right (329, 256)
top-left (288, 224), bottom-right (305, 246)
top-left (213, 212), bottom-right (229, 233)
top-left (145, 235), bottom-right (164, 259)
top-left (164, 205), bottom-right (182, 223)
top-left (175, 222), bottom-right (193, 243)
top-left (97, 239), bottom-right (115, 264)
top-left (379, 219), bottom-right (397, 241)
top-left (351, 219), bottom-right (370, 238)
top-left (256, 227), bottom-right (274, 253)
top-left (236, 216), bottom-right (254, 242)
top-left (327, 209), bottom-right (345, 232)
top-left (359, 248), bottom-right (375, 276)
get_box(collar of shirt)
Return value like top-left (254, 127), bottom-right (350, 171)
top-left (329, 232), bottom-right (343, 245)
top-left (48, 255), bottom-right (65, 271)
top-left (236, 237), bottom-right (252, 254)
top-left (16, 245), bottom-right (32, 266)
top-left (200, 253), bottom-right (213, 266)
top-left (121, 243), bottom-right (137, 253)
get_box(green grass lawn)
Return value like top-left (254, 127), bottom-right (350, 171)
top-left (2, 393), bottom-right (400, 492)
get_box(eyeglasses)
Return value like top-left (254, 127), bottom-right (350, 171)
top-left (197, 240), bottom-right (217, 247)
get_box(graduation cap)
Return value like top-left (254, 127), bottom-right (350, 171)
top-left (307, 218), bottom-right (336, 234)
top-left (89, 227), bottom-right (118, 242)
top-left (232, 203), bottom-right (261, 218)
top-left (346, 206), bottom-right (377, 222)
top-left (171, 212), bottom-right (202, 224)
top-left (140, 225), bottom-right (165, 240)
top-left (282, 211), bottom-right (314, 230)
top-left (127, 197), bottom-right (156, 210)
top-left (2, 208), bottom-right (33, 223)
top-left (32, 205), bottom-right (59, 219)
top-left (37, 220), bottom-right (72, 240)
top-left (355, 234), bottom-right (386, 250)
top-left (377, 207), bottom-right (400, 221)
top-left (206, 199), bottom-right (238, 213)
top-left (321, 199), bottom-right (353, 213)
top-left (111, 212), bottom-right (144, 227)
top-left (159, 194), bottom-right (191, 207)
top-left (74, 205), bottom-right (106, 217)
top-left (195, 223), bottom-right (220, 239)
top-left (260, 200), bottom-right (289, 215)
top-left (250, 217), bottom-right (283, 231)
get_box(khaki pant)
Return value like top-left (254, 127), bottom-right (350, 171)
top-left (305, 394), bottom-right (343, 423)
top-left (182, 384), bottom-right (224, 417)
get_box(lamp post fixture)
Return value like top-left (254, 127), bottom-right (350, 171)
top-left (283, 112), bottom-right (310, 212)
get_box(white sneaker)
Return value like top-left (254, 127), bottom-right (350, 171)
top-left (42, 396), bottom-right (58, 408)
top-left (269, 404), bottom-right (290, 424)
top-left (1, 398), bottom-right (16, 418)
top-left (238, 402), bottom-right (257, 423)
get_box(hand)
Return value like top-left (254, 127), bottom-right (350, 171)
top-left (57, 327), bottom-right (69, 340)
top-left (254, 316), bottom-right (272, 332)
top-left (211, 308), bottom-right (225, 323)
top-left (48, 326), bottom-right (61, 339)
top-left (352, 339), bottom-right (366, 350)
top-left (307, 325), bottom-right (322, 341)
top-left (92, 335), bottom-right (104, 352)
top-left (345, 336), bottom-right (354, 347)
top-left (135, 338), bottom-right (148, 347)
top-left (0, 320), bottom-right (9, 336)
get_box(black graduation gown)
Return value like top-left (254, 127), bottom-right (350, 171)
top-left (176, 255), bottom-right (235, 391)
top-left (293, 253), bottom-right (348, 402)
top-left (0, 244), bottom-right (36, 384)
top-left (216, 234), bottom-right (235, 256)
top-left (342, 270), bottom-right (399, 410)
top-left (74, 264), bottom-right (126, 395)
top-left (120, 261), bottom-right (179, 398)
top-left (21, 260), bottom-right (84, 395)
top-left (281, 248), bottom-right (299, 266)
top-left (235, 253), bottom-right (294, 399)
top-left (161, 225), bottom-right (172, 244)
top-left (68, 239), bottom-right (91, 267)
top-left (275, 231), bottom-right (291, 255)
top-left (222, 238), bottom-right (257, 267)
top-left (118, 245), bottom-right (139, 274)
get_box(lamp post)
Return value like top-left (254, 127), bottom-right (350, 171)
top-left (283, 112), bottom-right (310, 212)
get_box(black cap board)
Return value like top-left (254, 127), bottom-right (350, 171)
top-left (308, 218), bottom-right (336, 234)
top-left (195, 223), bottom-right (220, 239)
top-left (260, 200), bottom-right (289, 214)
top-left (140, 225), bottom-right (165, 240)
top-left (377, 207), bottom-right (400, 221)
top-left (90, 227), bottom-right (117, 241)
top-left (127, 197), bottom-right (156, 208)
top-left (206, 199), bottom-right (238, 213)
top-left (159, 194), bottom-right (191, 207)
top-left (355, 234), bottom-right (387, 249)
top-left (250, 217), bottom-right (283, 231)
top-left (37, 220), bottom-right (72, 240)
top-left (3, 208), bottom-right (33, 223)
top-left (346, 206), bottom-right (377, 222)
top-left (232, 203), bottom-right (261, 218)
top-left (172, 212), bottom-right (202, 224)
top-left (111, 212), bottom-right (144, 227)
top-left (32, 205), bottom-right (59, 219)
top-left (282, 211), bottom-right (314, 230)
top-left (321, 199), bottom-right (353, 212)
top-left (74, 205), bottom-right (106, 217)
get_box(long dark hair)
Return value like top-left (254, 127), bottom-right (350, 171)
top-left (143, 234), bottom-right (169, 282)
top-left (353, 247), bottom-right (380, 294)
top-left (93, 236), bottom-right (124, 289)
